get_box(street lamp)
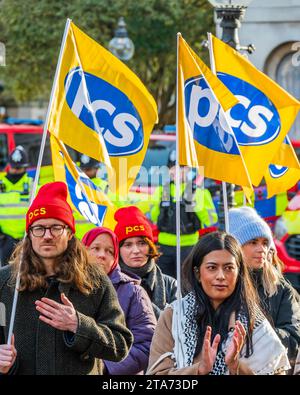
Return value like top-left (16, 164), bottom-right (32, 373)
top-left (208, 0), bottom-right (254, 52)
top-left (108, 17), bottom-right (135, 61)
top-left (207, 0), bottom-right (254, 229)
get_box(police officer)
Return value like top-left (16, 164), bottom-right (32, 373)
top-left (0, 146), bottom-right (31, 193)
top-left (0, 146), bottom-right (33, 266)
top-left (79, 154), bottom-right (108, 192)
top-left (150, 150), bottom-right (218, 279)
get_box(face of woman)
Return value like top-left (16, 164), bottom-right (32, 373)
top-left (197, 249), bottom-right (239, 310)
top-left (242, 237), bottom-right (269, 269)
top-left (120, 236), bottom-right (150, 268)
top-left (87, 233), bottom-right (115, 274)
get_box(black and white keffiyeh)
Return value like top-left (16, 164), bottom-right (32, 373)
top-left (170, 292), bottom-right (290, 375)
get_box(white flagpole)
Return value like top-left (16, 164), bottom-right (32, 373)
top-left (174, 32), bottom-right (185, 366)
top-left (7, 19), bottom-right (72, 345)
top-left (68, 25), bottom-right (111, 169)
top-left (175, 33), bottom-right (182, 300)
top-left (207, 32), bottom-right (229, 232)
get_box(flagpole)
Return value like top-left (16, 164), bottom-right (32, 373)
top-left (207, 32), bottom-right (229, 232)
top-left (68, 25), bottom-right (111, 169)
top-left (174, 32), bottom-right (185, 366)
top-left (175, 34), bottom-right (182, 299)
top-left (7, 18), bottom-right (72, 345)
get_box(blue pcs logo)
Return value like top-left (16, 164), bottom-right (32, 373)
top-left (65, 165), bottom-right (107, 225)
top-left (269, 165), bottom-right (288, 178)
top-left (217, 73), bottom-right (281, 146)
top-left (65, 68), bottom-right (143, 156)
top-left (185, 76), bottom-right (240, 155)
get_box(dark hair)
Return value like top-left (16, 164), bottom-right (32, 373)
top-left (10, 236), bottom-right (104, 295)
top-left (182, 231), bottom-right (258, 357)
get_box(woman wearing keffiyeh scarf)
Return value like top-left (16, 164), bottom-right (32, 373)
top-left (147, 232), bottom-right (290, 375)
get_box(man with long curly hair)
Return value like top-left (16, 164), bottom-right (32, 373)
top-left (0, 182), bottom-right (133, 375)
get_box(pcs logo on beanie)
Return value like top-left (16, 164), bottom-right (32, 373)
top-left (26, 182), bottom-right (75, 233)
top-left (114, 206), bottom-right (153, 243)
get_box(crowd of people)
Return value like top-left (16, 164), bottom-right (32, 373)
top-left (0, 174), bottom-right (300, 375)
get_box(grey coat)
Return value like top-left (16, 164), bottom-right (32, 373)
top-left (0, 265), bottom-right (133, 375)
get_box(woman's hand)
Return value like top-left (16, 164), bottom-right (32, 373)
top-left (0, 334), bottom-right (17, 374)
top-left (35, 293), bottom-right (78, 333)
top-left (197, 326), bottom-right (221, 375)
top-left (225, 320), bottom-right (246, 375)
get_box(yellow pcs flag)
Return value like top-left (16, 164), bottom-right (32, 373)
top-left (272, 136), bottom-right (300, 170)
top-left (265, 164), bottom-right (300, 198)
top-left (211, 35), bottom-right (300, 186)
top-left (178, 34), bottom-right (252, 189)
top-left (50, 135), bottom-right (116, 230)
top-left (48, 20), bottom-right (158, 194)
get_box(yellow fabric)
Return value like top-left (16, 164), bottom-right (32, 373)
top-left (264, 165), bottom-right (300, 198)
top-left (271, 137), bottom-right (300, 169)
top-left (211, 35), bottom-right (300, 186)
top-left (178, 34), bottom-right (252, 189)
top-left (48, 20), bottom-right (158, 195)
top-left (50, 135), bottom-right (116, 231)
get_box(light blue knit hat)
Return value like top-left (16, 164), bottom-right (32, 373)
top-left (228, 206), bottom-right (273, 247)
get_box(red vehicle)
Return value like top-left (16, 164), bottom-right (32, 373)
top-left (0, 119), bottom-right (80, 173)
top-left (274, 192), bottom-right (300, 292)
top-left (0, 120), bottom-right (48, 171)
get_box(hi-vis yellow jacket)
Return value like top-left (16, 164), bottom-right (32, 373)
top-left (0, 173), bottom-right (33, 239)
top-left (150, 183), bottom-right (218, 247)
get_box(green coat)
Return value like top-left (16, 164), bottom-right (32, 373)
top-left (0, 265), bottom-right (133, 375)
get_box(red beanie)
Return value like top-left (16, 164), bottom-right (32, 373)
top-left (114, 206), bottom-right (153, 243)
top-left (26, 182), bottom-right (75, 233)
top-left (82, 227), bottom-right (119, 275)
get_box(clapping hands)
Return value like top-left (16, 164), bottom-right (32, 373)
top-left (197, 326), bottom-right (221, 375)
top-left (197, 320), bottom-right (246, 375)
top-left (225, 320), bottom-right (246, 375)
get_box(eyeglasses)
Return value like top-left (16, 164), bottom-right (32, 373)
top-left (29, 224), bottom-right (69, 238)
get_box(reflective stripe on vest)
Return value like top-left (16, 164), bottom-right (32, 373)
top-left (0, 191), bottom-right (29, 238)
top-left (158, 231), bottom-right (199, 247)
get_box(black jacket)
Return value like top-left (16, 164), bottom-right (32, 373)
top-left (0, 265), bottom-right (133, 375)
top-left (252, 270), bottom-right (300, 367)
